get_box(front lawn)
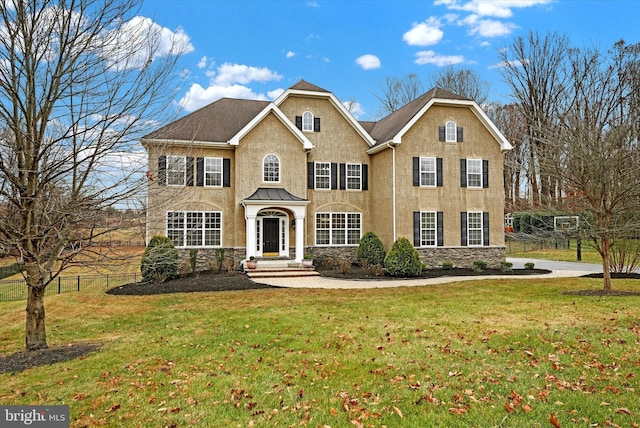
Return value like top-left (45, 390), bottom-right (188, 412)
top-left (0, 277), bottom-right (638, 427)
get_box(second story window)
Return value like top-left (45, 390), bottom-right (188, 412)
top-left (204, 157), bottom-right (223, 187)
top-left (446, 120), bottom-right (457, 142)
top-left (302, 111), bottom-right (314, 131)
top-left (315, 162), bottom-right (331, 189)
top-left (467, 159), bottom-right (483, 188)
top-left (263, 154), bottom-right (280, 182)
top-left (346, 163), bottom-right (361, 190)
top-left (167, 155), bottom-right (186, 186)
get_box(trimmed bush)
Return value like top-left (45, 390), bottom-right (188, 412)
top-left (441, 261), bottom-right (454, 270)
top-left (500, 261), bottom-right (513, 272)
top-left (524, 262), bottom-right (535, 270)
top-left (473, 260), bottom-right (488, 272)
top-left (384, 237), bottom-right (423, 278)
top-left (356, 231), bottom-right (386, 266)
top-left (141, 235), bottom-right (179, 283)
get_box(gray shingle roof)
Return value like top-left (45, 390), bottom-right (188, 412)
top-left (144, 98), bottom-right (269, 142)
top-left (369, 87), bottom-right (471, 145)
top-left (289, 79), bottom-right (330, 93)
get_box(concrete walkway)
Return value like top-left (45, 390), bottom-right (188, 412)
top-left (255, 258), bottom-right (603, 289)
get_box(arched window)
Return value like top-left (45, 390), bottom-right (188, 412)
top-left (302, 111), bottom-right (314, 132)
top-left (263, 154), bottom-right (280, 182)
top-left (445, 120), bottom-right (457, 142)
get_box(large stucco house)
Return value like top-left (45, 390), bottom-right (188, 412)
top-left (142, 80), bottom-right (512, 270)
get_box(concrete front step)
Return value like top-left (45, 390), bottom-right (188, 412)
top-left (244, 259), bottom-right (319, 279)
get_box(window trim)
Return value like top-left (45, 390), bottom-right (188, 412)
top-left (466, 158), bottom-right (483, 188)
top-left (315, 212), bottom-right (362, 246)
top-left (419, 157), bottom-right (437, 187)
top-left (204, 157), bottom-right (223, 188)
top-left (166, 155), bottom-right (186, 186)
top-left (445, 120), bottom-right (457, 142)
top-left (302, 111), bottom-right (314, 132)
top-left (263, 154), bottom-right (281, 183)
top-left (419, 211), bottom-right (437, 247)
top-left (467, 211), bottom-right (483, 247)
top-left (166, 211), bottom-right (222, 248)
top-left (314, 162), bottom-right (331, 190)
top-left (345, 163), bottom-right (362, 191)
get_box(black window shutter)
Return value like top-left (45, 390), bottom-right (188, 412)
top-left (413, 211), bottom-right (421, 247)
top-left (339, 163), bottom-right (346, 190)
top-left (314, 117), bottom-right (321, 132)
top-left (461, 212), bottom-right (468, 246)
top-left (457, 127), bottom-right (464, 142)
top-left (482, 160), bottom-right (489, 188)
top-left (307, 162), bottom-right (314, 189)
top-left (186, 157), bottom-right (194, 186)
top-left (436, 158), bottom-right (443, 187)
top-left (438, 126), bottom-right (445, 141)
top-left (295, 116), bottom-right (302, 130)
top-left (362, 164), bottom-right (368, 190)
top-left (412, 157), bottom-right (420, 186)
top-left (460, 159), bottom-right (467, 187)
top-left (483, 212), bottom-right (490, 246)
top-left (331, 163), bottom-right (338, 189)
top-left (196, 157), bottom-right (204, 186)
top-left (437, 211), bottom-right (444, 246)
top-left (158, 156), bottom-right (166, 185)
top-left (223, 158), bottom-right (231, 187)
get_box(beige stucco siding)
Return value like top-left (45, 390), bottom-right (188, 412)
top-left (393, 105), bottom-right (505, 247)
top-left (279, 95), bottom-right (373, 245)
top-left (145, 144), bottom-right (237, 246)
top-left (369, 148), bottom-right (394, 250)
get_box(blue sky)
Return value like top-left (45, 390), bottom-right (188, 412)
top-left (141, 0), bottom-right (640, 121)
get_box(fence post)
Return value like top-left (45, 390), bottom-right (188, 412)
top-left (106, 274), bottom-right (109, 288)
top-left (58, 277), bottom-right (61, 294)
top-left (77, 276), bottom-right (80, 291)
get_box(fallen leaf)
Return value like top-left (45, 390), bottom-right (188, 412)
top-left (616, 407), bottom-right (631, 415)
top-left (392, 406), bottom-right (403, 417)
top-left (549, 413), bottom-right (561, 428)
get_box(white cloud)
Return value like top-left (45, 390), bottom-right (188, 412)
top-left (307, 1), bottom-right (319, 7)
top-left (343, 101), bottom-right (365, 119)
top-left (286, 51), bottom-right (296, 58)
top-left (268, 88), bottom-right (285, 99)
top-left (355, 54), bottom-right (381, 70)
top-left (212, 63), bottom-right (282, 86)
top-left (403, 17), bottom-right (444, 46)
top-left (463, 15), bottom-right (517, 37)
top-left (178, 63), bottom-right (283, 112)
top-left (197, 56), bottom-right (208, 69)
top-left (414, 50), bottom-right (465, 66)
top-left (434, 0), bottom-right (552, 18)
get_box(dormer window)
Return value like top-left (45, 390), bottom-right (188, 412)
top-left (263, 154), bottom-right (280, 182)
top-left (302, 111), bottom-right (314, 131)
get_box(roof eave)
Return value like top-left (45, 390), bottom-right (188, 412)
top-left (141, 138), bottom-right (233, 149)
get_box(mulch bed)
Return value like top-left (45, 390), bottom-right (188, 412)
top-left (4, 267), bottom-right (638, 374)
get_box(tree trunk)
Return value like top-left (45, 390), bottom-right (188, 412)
top-left (600, 238), bottom-right (612, 291)
top-left (25, 286), bottom-right (47, 350)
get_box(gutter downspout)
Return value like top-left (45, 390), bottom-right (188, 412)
top-left (392, 143), bottom-right (397, 242)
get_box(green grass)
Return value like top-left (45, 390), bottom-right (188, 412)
top-left (1, 278), bottom-right (639, 427)
top-left (506, 239), bottom-right (603, 264)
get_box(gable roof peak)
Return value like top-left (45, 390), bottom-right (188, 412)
top-left (289, 79), bottom-right (330, 93)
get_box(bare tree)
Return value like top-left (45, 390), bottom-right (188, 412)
top-left (499, 31), bottom-right (570, 207)
top-left (554, 42), bottom-right (640, 290)
top-left (373, 73), bottom-right (424, 116)
top-left (0, 0), bottom-right (188, 350)
top-left (428, 66), bottom-right (490, 106)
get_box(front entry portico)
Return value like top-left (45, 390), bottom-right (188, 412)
top-left (241, 188), bottom-right (309, 262)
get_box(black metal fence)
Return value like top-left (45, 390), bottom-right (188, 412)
top-left (0, 273), bottom-right (140, 302)
top-left (505, 236), bottom-right (577, 253)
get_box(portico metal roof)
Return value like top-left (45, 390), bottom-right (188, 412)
top-left (241, 187), bottom-right (308, 203)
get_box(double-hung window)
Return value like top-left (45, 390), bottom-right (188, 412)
top-left (420, 157), bottom-right (436, 187)
top-left (420, 212), bottom-right (437, 247)
top-left (467, 159), bottom-right (483, 188)
top-left (315, 212), bottom-right (361, 246)
top-left (166, 156), bottom-right (186, 186)
top-left (315, 162), bottom-right (331, 190)
top-left (167, 211), bottom-right (221, 248)
top-left (263, 154), bottom-right (280, 183)
top-left (467, 212), bottom-right (483, 246)
top-left (346, 163), bottom-right (361, 190)
top-left (204, 157), bottom-right (223, 187)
